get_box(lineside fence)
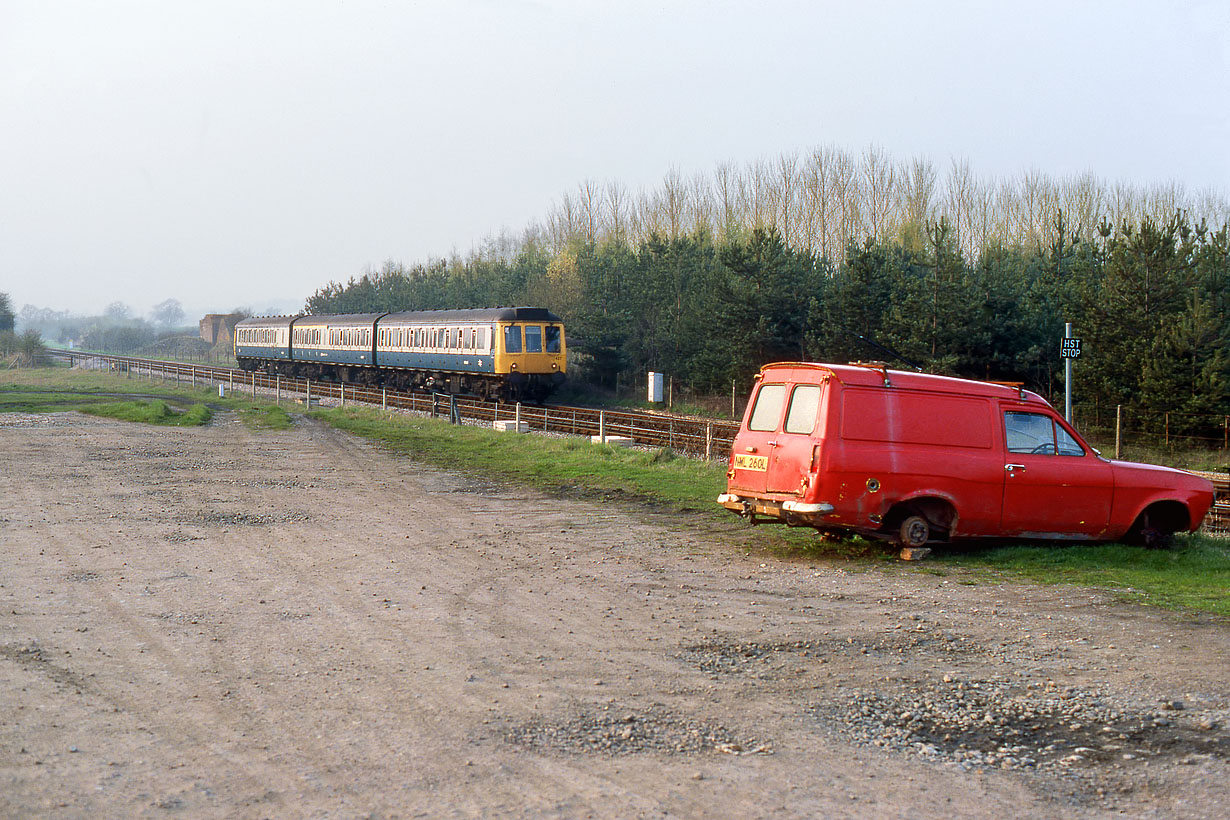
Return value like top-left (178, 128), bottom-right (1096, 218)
top-left (48, 350), bottom-right (1228, 536)
top-left (50, 350), bottom-right (740, 462)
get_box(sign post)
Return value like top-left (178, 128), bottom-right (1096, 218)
top-left (1060, 323), bottom-right (1082, 422)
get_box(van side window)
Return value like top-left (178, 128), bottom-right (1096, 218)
top-left (784, 384), bottom-right (821, 434)
top-left (1005, 412), bottom-right (1054, 453)
top-left (1055, 424), bottom-right (1085, 456)
top-left (748, 384), bottom-right (787, 432)
top-left (1005, 412), bottom-right (1083, 456)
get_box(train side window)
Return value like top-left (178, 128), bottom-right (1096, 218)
top-left (525, 325), bottom-right (543, 353)
top-left (504, 325), bottom-right (522, 353)
top-left (748, 384), bottom-right (787, 432)
top-left (545, 326), bottom-right (561, 353)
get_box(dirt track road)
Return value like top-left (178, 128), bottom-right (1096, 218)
top-left (1, 411), bottom-right (1227, 819)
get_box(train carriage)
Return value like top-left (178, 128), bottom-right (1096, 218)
top-left (291, 313), bottom-right (383, 371)
top-left (233, 314), bottom-right (296, 362)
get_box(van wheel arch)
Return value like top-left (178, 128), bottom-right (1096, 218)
top-left (884, 498), bottom-right (956, 545)
top-left (1126, 501), bottom-right (1189, 549)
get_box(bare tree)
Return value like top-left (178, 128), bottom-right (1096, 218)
top-left (604, 180), bottom-right (629, 243)
top-left (577, 179), bottom-right (603, 243)
top-left (775, 152), bottom-right (800, 246)
top-left (860, 145), bottom-right (897, 242)
top-left (150, 298), bottom-right (185, 329)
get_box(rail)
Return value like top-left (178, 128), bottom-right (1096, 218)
top-left (46, 349), bottom-right (740, 461)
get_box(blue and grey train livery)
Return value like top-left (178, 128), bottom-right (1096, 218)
top-left (234, 307), bottom-right (566, 401)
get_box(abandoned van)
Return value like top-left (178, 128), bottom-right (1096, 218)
top-left (717, 362), bottom-right (1215, 548)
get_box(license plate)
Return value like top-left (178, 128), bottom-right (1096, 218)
top-left (734, 454), bottom-right (768, 471)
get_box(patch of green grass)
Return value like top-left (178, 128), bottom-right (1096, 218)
top-left (77, 399), bottom-right (213, 427)
top-left (934, 536), bottom-right (1230, 617)
top-left (316, 406), bottom-right (727, 514)
top-left (241, 405), bottom-right (294, 430)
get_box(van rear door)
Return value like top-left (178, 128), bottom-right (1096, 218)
top-left (729, 380), bottom-right (787, 495)
top-left (765, 382), bottom-right (824, 494)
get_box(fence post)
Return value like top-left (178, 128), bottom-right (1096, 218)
top-left (192, 367), bottom-right (196, 388)
top-left (251, 372), bottom-right (256, 399)
top-left (306, 379), bottom-right (312, 407)
top-left (515, 402), bottom-right (521, 431)
top-left (705, 423), bottom-right (713, 461)
top-left (276, 376), bottom-right (280, 405)
top-left (382, 387), bottom-right (387, 411)
top-left (1115, 405), bottom-right (1122, 460)
top-left (599, 410), bottom-right (605, 444)
top-left (340, 383), bottom-right (345, 407)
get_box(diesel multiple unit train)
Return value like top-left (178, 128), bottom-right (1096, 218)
top-left (234, 307), bottom-right (566, 401)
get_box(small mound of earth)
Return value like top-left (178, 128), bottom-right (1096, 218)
top-left (500, 703), bottom-right (769, 757)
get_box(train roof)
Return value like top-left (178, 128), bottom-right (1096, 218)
top-left (381, 307), bottom-right (562, 323)
top-left (237, 307), bottom-right (563, 329)
top-left (234, 314), bottom-right (302, 328)
top-left (292, 312), bottom-right (387, 326)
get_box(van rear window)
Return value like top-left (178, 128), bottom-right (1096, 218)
top-left (748, 384), bottom-right (787, 431)
top-left (842, 389), bottom-right (992, 448)
top-left (785, 385), bottom-right (822, 434)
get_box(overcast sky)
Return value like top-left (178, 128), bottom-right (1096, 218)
top-left (2, 0), bottom-right (1228, 321)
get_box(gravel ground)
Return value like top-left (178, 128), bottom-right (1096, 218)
top-left (1, 408), bottom-right (1227, 819)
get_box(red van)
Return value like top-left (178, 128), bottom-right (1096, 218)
top-left (717, 362), bottom-right (1215, 549)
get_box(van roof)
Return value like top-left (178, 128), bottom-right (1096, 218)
top-left (758, 362), bottom-right (1047, 404)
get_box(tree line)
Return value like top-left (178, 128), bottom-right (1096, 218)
top-left (306, 205), bottom-right (1228, 433)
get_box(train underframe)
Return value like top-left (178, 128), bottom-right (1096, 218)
top-left (237, 358), bottom-right (560, 403)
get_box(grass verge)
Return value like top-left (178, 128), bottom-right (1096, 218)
top-left (4, 367), bottom-right (1226, 617)
top-left (315, 406), bottom-right (727, 515)
top-left (934, 538), bottom-right (1230, 617)
top-left (77, 399), bottom-right (213, 427)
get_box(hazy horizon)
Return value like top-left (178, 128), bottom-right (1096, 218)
top-left (4, 0), bottom-right (1228, 321)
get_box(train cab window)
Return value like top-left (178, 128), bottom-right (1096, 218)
top-left (545, 326), bottom-right (561, 353)
top-left (504, 325), bottom-right (522, 353)
top-left (748, 384), bottom-right (787, 432)
top-left (525, 325), bottom-right (543, 353)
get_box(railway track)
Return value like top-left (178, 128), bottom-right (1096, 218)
top-left (43, 349), bottom-right (1230, 535)
top-left (46, 349), bottom-right (741, 461)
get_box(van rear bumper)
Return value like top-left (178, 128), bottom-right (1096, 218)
top-left (717, 493), bottom-right (834, 520)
